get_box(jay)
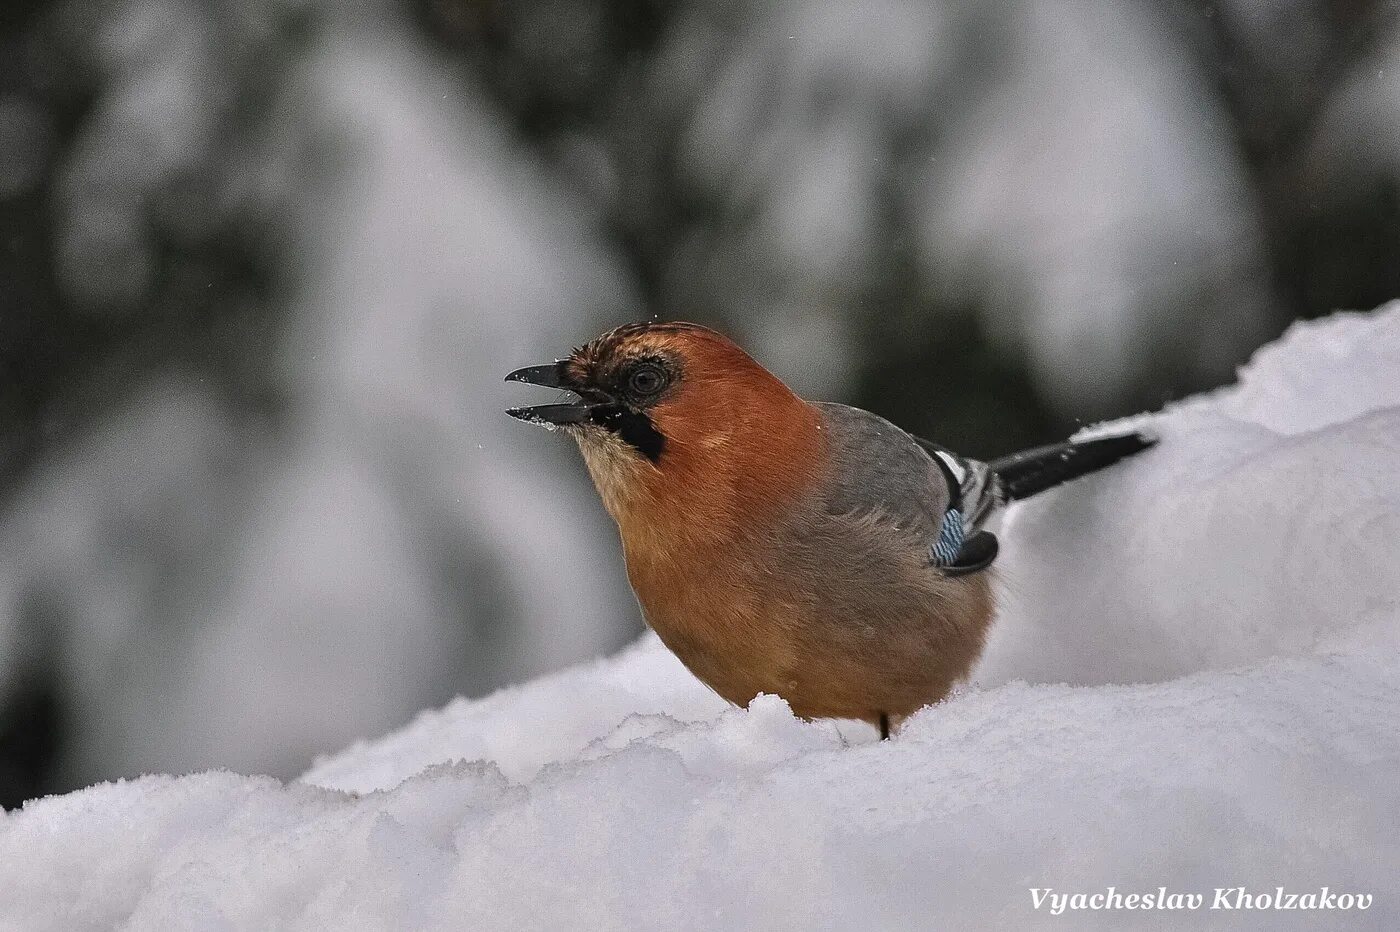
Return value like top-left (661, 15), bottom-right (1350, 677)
top-left (506, 322), bottom-right (1153, 738)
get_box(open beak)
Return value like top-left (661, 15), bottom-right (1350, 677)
top-left (505, 361), bottom-right (593, 427)
top-left (504, 363), bottom-right (566, 389)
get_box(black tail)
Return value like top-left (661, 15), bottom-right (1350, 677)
top-left (989, 431), bottom-right (1156, 502)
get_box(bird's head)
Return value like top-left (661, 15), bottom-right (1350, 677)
top-left (506, 321), bottom-right (822, 534)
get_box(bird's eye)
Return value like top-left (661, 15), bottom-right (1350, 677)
top-left (627, 363), bottom-right (667, 397)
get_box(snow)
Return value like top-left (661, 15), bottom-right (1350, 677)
top-left (4, 304), bottom-right (1400, 930)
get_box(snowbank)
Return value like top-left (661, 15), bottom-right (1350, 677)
top-left (4, 305), bottom-right (1400, 930)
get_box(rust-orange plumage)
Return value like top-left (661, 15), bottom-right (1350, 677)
top-left (507, 321), bottom-right (1153, 736)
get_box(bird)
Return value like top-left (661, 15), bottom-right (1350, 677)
top-left (505, 321), bottom-right (1154, 738)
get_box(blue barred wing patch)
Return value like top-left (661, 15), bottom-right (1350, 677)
top-left (931, 508), bottom-right (966, 566)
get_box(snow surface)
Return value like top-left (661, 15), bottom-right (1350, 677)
top-left (4, 305), bottom-right (1400, 930)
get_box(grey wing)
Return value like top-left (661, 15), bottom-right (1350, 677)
top-left (813, 403), bottom-right (1001, 573)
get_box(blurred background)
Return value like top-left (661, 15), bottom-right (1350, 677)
top-left (2, 0), bottom-right (1399, 808)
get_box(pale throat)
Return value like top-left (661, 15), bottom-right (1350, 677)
top-left (573, 429), bottom-right (655, 522)
top-left (572, 424), bottom-right (745, 553)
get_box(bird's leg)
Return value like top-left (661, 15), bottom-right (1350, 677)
top-left (878, 713), bottom-right (890, 741)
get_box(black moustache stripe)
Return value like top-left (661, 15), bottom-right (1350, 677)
top-left (591, 406), bottom-right (666, 464)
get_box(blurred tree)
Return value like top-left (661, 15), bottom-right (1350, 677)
top-left (1168, 0), bottom-right (1400, 317)
top-left (0, 0), bottom-right (304, 500)
top-left (407, 0), bottom-right (726, 316)
top-left (0, 0), bottom-right (311, 807)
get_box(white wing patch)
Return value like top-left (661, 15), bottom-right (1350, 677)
top-left (932, 449), bottom-right (967, 485)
